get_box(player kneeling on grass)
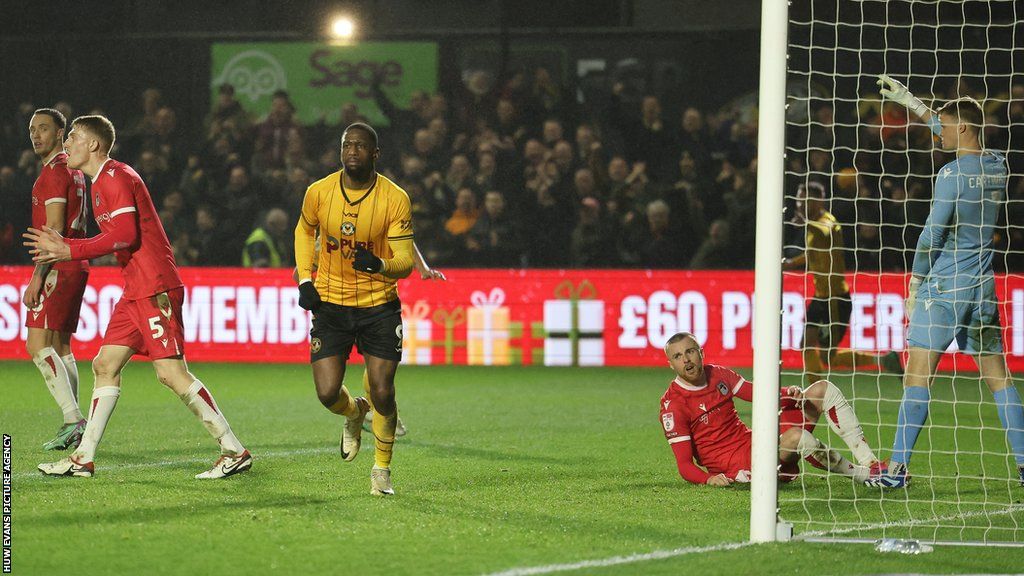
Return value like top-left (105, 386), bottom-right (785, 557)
top-left (659, 332), bottom-right (884, 486)
top-left (24, 115), bottom-right (251, 479)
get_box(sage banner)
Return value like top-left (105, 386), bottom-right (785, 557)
top-left (210, 42), bottom-right (438, 125)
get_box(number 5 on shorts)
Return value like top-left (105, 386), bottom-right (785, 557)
top-left (149, 316), bottom-right (164, 339)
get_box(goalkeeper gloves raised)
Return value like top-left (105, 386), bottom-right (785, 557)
top-left (298, 281), bottom-right (322, 312)
top-left (877, 74), bottom-right (930, 118)
top-left (353, 247), bottom-right (384, 274)
top-left (905, 275), bottom-right (923, 320)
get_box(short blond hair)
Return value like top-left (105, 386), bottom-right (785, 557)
top-left (72, 115), bottom-right (116, 153)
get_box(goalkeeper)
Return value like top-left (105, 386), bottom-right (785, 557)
top-left (869, 76), bottom-right (1024, 488)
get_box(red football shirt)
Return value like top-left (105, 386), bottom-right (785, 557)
top-left (31, 152), bottom-right (88, 271)
top-left (659, 364), bottom-right (752, 475)
top-left (75, 158), bottom-right (182, 300)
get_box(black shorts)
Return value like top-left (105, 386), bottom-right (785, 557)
top-left (804, 293), bottom-right (853, 352)
top-left (309, 299), bottom-right (403, 363)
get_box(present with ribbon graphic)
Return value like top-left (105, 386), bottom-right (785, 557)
top-left (401, 301), bottom-right (432, 365)
top-left (467, 288), bottom-right (511, 366)
top-left (431, 306), bottom-right (467, 365)
top-left (544, 280), bottom-right (604, 366)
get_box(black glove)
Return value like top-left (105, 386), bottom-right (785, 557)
top-left (297, 281), bottom-right (322, 311)
top-left (353, 247), bottom-right (383, 274)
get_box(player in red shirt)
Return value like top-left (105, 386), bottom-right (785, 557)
top-left (659, 332), bottom-right (885, 486)
top-left (24, 115), bottom-right (252, 479)
top-left (23, 108), bottom-right (91, 451)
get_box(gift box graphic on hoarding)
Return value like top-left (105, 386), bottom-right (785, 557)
top-left (467, 288), bottom-right (511, 365)
top-left (432, 306), bottom-right (467, 365)
top-left (401, 300), bottom-right (432, 365)
top-left (543, 280), bottom-right (604, 366)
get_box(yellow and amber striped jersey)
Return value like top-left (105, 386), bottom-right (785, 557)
top-left (297, 171), bottom-right (414, 307)
top-left (805, 210), bottom-right (850, 298)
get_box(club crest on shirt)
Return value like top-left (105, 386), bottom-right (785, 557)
top-left (311, 337), bottom-right (322, 354)
top-left (662, 412), bottom-right (675, 432)
top-left (341, 222), bottom-right (355, 236)
top-left (717, 381), bottom-right (729, 396)
top-left (94, 193), bottom-right (101, 207)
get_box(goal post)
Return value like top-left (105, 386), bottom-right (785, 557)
top-left (749, 0), bottom-right (789, 544)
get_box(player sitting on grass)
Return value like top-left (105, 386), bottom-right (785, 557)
top-left (659, 332), bottom-right (884, 486)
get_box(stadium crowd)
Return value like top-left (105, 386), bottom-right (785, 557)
top-left (1, 71), bottom-right (1022, 270)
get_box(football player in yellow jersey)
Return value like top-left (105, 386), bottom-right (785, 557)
top-left (293, 245), bottom-right (446, 440)
top-left (294, 122), bottom-right (415, 496)
top-left (784, 181), bottom-right (903, 384)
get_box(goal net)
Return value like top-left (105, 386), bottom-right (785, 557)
top-left (780, 0), bottom-right (1024, 545)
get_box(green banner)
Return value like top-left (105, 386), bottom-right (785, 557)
top-left (211, 42), bottom-right (438, 126)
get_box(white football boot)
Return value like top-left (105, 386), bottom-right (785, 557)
top-left (371, 465), bottom-right (395, 496)
top-left (38, 455), bottom-right (94, 477)
top-left (341, 397), bottom-right (371, 462)
top-left (196, 450), bottom-right (253, 479)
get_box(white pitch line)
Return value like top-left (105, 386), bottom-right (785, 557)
top-left (482, 541), bottom-right (755, 576)
top-left (797, 504), bottom-right (1024, 539)
top-left (14, 446), bottom-right (333, 480)
top-left (486, 506), bottom-right (1024, 576)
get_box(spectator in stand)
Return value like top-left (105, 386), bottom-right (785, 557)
top-left (542, 118), bottom-right (564, 146)
top-left (205, 83), bottom-right (251, 135)
top-left (445, 155), bottom-right (475, 194)
top-left (243, 207), bottom-right (293, 268)
top-left (136, 150), bottom-right (173, 205)
top-left (690, 219), bottom-right (735, 269)
top-left (254, 90), bottom-right (299, 173)
top-left (523, 160), bottom-right (574, 268)
top-left (444, 187), bottom-right (480, 264)
top-left (607, 82), bottom-right (676, 183)
top-left (632, 199), bottom-right (685, 268)
top-left (570, 197), bottom-right (608, 267)
top-left (572, 168), bottom-right (602, 203)
top-left (467, 190), bottom-right (521, 267)
top-left (676, 107), bottom-right (712, 170)
top-left (184, 205), bottom-right (235, 265)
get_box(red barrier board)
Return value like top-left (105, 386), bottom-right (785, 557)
top-left (1, 266), bottom-right (1022, 370)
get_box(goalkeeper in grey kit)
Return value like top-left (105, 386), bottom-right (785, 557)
top-left (868, 75), bottom-right (1024, 488)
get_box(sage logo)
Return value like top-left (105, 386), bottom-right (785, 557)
top-left (214, 50), bottom-right (287, 102)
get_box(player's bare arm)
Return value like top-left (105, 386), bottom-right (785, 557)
top-left (413, 241), bottom-right (446, 281)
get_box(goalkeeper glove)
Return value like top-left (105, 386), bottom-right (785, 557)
top-left (298, 281), bottom-right (322, 312)
top-left (877, 75), bottom-right (930, 118)
top-left (353, 247), bottom-right (383, 274)
top-left (905, 275), bottom-right (923, 320)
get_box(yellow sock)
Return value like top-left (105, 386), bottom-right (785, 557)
top-left (327, 385), bottom-right (359, 418)
top-left (803, 347), bottom-right (824, 385)
top-left (373, 407), bottom-right (397, 469)
top-left (362, 369), bottom-right (375, 411)
top-left (830, 350), bottom-right (878, 369)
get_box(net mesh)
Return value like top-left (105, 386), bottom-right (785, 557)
top-left (781, 0), bottom-right (1024, 544)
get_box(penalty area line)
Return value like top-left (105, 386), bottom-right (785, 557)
top-left (482, 541), bottom-right (755, 576)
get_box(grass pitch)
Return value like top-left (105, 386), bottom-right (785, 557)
top-left (4, 362), bottom-right (1024, 574)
